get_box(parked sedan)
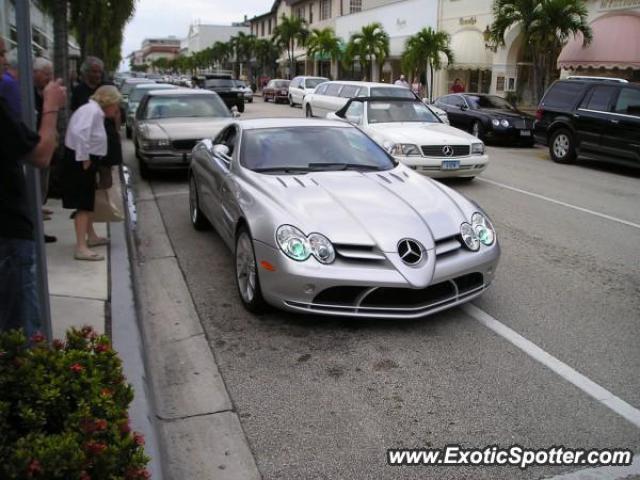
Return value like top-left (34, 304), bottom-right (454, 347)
top-left (329, 97), bottom-right (487, 180)
top-left (288, 76), bottom-right (328, 107)
top-left (434, 93), bottom-right (535, 145)
top-left (262, 79), bottom-right (290, 103)
top-left (133, 90), bottom-right (236, 178)
top-left (125, 83), bottom-right (178, 138)
top-left (188, 118), bottom-right (500, 318)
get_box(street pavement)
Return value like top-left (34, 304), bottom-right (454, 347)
top-left (125, 99), bottom-right (640, 480)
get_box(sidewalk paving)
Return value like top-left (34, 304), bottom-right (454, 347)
top-left (45, 198), bottom-right (108, 339)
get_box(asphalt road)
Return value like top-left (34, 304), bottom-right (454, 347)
top-left (125, 99), bottom-right (640, 480)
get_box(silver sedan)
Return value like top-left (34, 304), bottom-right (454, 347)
top-left (188, 118), bottom-right (500, 318)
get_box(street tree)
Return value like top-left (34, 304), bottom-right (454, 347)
top-left (230, 32), bottom-right (256, 80)
top-left (490, 0), bottom-right (591, 102)
top-left (346, 23), bottom-right (389, 81)
top-left (254, 38), bottom-right (281, 79)
top-left (306, 28), bottom-right (342, 78)
top-left (273, 14), bottom-right (310, 79)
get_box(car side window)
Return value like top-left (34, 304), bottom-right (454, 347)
top-left (581, 86), bottom-right (616, 112)
top-left (325, 83), bottom-right (342, 97)
top-left (291, 78), bottom-right (299, 88)
top-left (450, 96), bottom-right (465, 108)
top-left (339, 85), bottom-right (359, 98)
top-left (344, 102), bottom-right (364, 124)
top-left (315, 83), bottom-right (329, 95)
top-left (614, 88), bottom-right (640, 117)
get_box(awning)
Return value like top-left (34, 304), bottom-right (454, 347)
top-left (448, 30), bottom-right (493, 71)
top-left (558, 14), bottom-right (640, 70)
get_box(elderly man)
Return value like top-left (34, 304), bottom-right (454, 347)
top-left (0, 37), bottom-right (66, 336)
top-left (0, 48), bottom-right (22, 117)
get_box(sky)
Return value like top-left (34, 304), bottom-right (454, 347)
top-left (120, 0), bottom-right (272, 70)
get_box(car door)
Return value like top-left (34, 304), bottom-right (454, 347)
top-left (445, 95), bottom-right (468, 129)
top-left (575, 85), bottom-right (617, 156)
top-left (218, 128), bottom-right (241, 242)
top-left (605, 87), bottom-right (640, 165)
top-left (199, 126), bottom-right (235, 232)
top-left (319, 83), bottom-right (343, 115)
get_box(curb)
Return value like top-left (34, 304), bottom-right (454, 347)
top-left (125, 166), bottom-right (261, 479)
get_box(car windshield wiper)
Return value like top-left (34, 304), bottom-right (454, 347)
top-left (307, 162), bottom-right (381, 171)
top-left (253, 166), bottom-right (311, 174)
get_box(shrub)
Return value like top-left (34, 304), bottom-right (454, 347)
top-left (0, 327), bottom-right (149, 479)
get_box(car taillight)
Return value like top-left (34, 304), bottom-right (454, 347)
top-left (535, 108), bottom-right (543, 121)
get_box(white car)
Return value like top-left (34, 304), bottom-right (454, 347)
top-left (288, 76), bottom-right (328, 107)
top-left (233, 80), bottom-right (254, 103)
top-left (329, 97), bottom-right (488, 180)
top-left (303, 81), bottom-right (416, 118)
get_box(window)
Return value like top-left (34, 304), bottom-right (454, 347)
top-left (614, 88), bottom-right (640, 117)
top-left (450, 95), bottom-right (466, 108)
top-left (268, 18), bottom-right (272, 35)
top-left (581, 86), bottom-right (616, 112)
top-left (261, 21), bottom-right (265, 36)
top-left (344, 102), bottom-right (364, 123)
top-left (542, 81), bottom-right (585, 109)
top-left (309, 3), bottom-right (314, 23)
top-left (350, 0), bottom-right (362, 13)
top-left (325, 83), bottom-right (342, 97)
top-left (339, 85), bottom-right (360, 98)
top-left (315, 83), bottom-right (329, 95)
top-left (296, 6), bottom-right (305, 19)
top-left (320, 0), bottom-right (331, 20)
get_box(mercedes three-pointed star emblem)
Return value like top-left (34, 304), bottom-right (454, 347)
top-left (397, 239), bottom-right (423, 265)
top-left (442, 145), bottom-right (454, 157)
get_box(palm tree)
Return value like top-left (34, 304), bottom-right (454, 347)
top-left (401, 27), bottom-right (453, 102)
top-left (306, 27), bottom-right (343, 78)
top-left (490, 0), bottom-right (591, 102)
top-left (254, 38), bottom-right (281, 79)
top-left (210, 41), bottom-right (233, 71)
top-left (347, 23), bottom-right (389, 81)
top-left (229, 32), bottom-right (256, 80)
top-left (273, 14), bottom-right (310, 78)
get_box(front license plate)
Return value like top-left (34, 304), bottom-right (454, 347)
top-left (520, 130), bottom-right (532, 137)
top-left (441, 160), bottom-right (460, 170)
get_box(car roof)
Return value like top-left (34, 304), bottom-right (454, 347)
top-left (124, 78), bottom-right (152, 84)
top-left (146, 89), bottom-right (215, 96)
top-left (131, 83), bottom-right (175, 90)
top-left (322, 80), bottom-right (408, 89)
top-left (336, 96), bottom-right (425, 116)
top-left (236, 117), bottom-right (352, 130)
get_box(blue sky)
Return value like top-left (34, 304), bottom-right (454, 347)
top-left (120, 0), bottom-right (271, 69)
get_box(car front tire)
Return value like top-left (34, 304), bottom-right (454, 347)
top-left (289, 95), bottom-right (295, 107)
top-left (549, 128), bottom-right (576, 164)
top-left (189, 174), bottom-right (210, 230)
top-left (125, 125), bottom-right (132, 139)
top-left (234, 226), bottom-right (267, 314)
top-left (305, 104), bottom-right (313, 118)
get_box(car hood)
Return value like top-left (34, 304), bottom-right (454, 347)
top-left (140, 117), bottom-right (232, 140)
top-left (366, 122), bottom-right (478, 145)
top-left (246, 166), bottom-right (474, 252)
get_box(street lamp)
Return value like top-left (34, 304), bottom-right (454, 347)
top-left (483, 25), bottom-right (498, 53)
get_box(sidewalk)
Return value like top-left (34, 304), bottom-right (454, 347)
top-left (45, 198), bottom-right (108, 338)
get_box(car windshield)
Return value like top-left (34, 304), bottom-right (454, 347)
top-left (466, 95), bottom-right (514, 110)
top-left (305, 78), bottom-right (327, 89)
top-left (370, 87), bottom-right (415, 98)
top-left (130, 85), bottom-right (175, 102)
top-left (271, 81), bottom-right (290, 88)
top-left (233, 80), bottom-right (247, 88)
top-left (241, 126), bottom-right (396, 173)
top-left (145, 95), bottom-right (231, 119)
top-left (122, 81), bottom-right (152, 95)
top-left (205, 79), bottom-right (235, 88)
top-left (367, 101), bottom-right (440, 124)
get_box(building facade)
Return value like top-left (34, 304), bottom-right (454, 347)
top-left (185, 22), bottom-right (250, 54)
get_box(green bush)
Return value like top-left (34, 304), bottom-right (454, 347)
top-left (0, 327), bottom-right (149, 479)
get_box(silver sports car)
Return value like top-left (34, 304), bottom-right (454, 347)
top-left (189, 118), bottom-right (500, 319)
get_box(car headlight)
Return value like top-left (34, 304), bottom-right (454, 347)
top-left (500, 119), bottom-right (509, 127)
top-left (276, 225), bottom-right (335, 263)
top-left (471, 142), bottom-right (485, 155)
top-left (142, 139), bottom-right (171, 149)
top-left (460, 222), bottom-right (480, 251)
top-left (491, 119), bottom-right (500, 127)
top-left (471, 212), bottom-right (496, 246)
top-left (391, 144), bottom-right (421, 157)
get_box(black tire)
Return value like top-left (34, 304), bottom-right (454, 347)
top-left (459, 176), bottom-right (475, 182)
top-left (289, 95), bottom-right (295, 107)
top-left (237, 102), bottom-right (245, 113)
top-left (234, 225), bottom-right (267, 314)
top-left (549, 128), bottom-right (576, 164)
top-left (189, 174), bottom-right (211, 231)
top-left (139, 157), bottom-right (150, 180)
top-left (248, 98), bottom-right (253, 103)
top-left (471, 121), bottom-right (485, 141)
top-left (263, 95), bottom-right (268, 102)
top-left (125, 125), bottom-right (132, 139)
top-left (305, 104), bottom-right (313, 118)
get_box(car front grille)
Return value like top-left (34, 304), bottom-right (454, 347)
top-left (512, 118), bottom-right (534, 129)
top-left (172, 139), bottom-right (198, 151)
top-left (286, 272), bottom-right (485, 318)
top-left (421, 145), bottom-right (470, 157)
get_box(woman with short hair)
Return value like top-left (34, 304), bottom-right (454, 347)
top-left (63, 85), bottom-right (121, 261)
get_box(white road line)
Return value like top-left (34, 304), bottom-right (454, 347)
top-left (477, 178), bottom-right (640, 231)
top-left (544, 455), bottom-right (640, 480)
top-left (462, 304), bottom-right (640, 429)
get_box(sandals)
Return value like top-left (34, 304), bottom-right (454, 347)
top-left (87, 237), bottom-right (109, 247)
top-left (74, 251), bottom-right (104, 261)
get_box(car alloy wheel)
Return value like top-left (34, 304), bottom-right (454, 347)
top-left (189, 174), bottom-right (210, 230)
top-left (234, 227), bottom-right (267, 313)
top-left (549, 129), bottom-right (576, 164)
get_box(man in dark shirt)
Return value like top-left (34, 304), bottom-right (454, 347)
top-left (0, 38), bottom-right (66, 336)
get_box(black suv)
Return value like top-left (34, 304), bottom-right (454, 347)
top-left (534, 77), bottom-right (640, 167)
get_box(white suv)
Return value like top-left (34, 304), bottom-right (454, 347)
top-left (302, 81), bottom-right (415, 118)
top-left (288, 76), bottom-right (329, 107)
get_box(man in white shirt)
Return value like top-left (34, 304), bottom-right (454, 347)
top-left (394, 75), bottom-right (410, 88)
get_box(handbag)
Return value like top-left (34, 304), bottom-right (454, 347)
top-left (93, 168), bottom-right (124, 223)
top-left (96, 165), bottom-right (113, 190)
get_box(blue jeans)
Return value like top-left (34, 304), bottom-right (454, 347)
top-left (0, 238), bottom-right (42, 338)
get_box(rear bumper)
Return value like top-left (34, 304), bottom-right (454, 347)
top-left (139, 149), bottom-right (191, 169)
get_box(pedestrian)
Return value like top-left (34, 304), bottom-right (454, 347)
top-left (62, 85), bottom-right (121, 262)
top-left (0, 37), bottom-right (67, 336)
top-left (411, 77), bottom-right (422, 97)
top-left (0, 48), bottom-right (22, 118)
top-left (394, 74), bottom-right (410, 88)
top-left (33, 57), bottom-right (57, 244)
top-left (451, 78), bottom-right (465, 93)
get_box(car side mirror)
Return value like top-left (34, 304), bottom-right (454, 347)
top-left (460, 104), bottom-right (468, 111)
top-left (231, 106), bottom-right (241, 118)
top-left (212, 144), bottom-right (231, 160)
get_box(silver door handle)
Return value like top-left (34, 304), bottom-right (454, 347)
top-left (573, 113), bottom-right (580, 118)
top-left (610, 119), bottom-right (619, 124)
